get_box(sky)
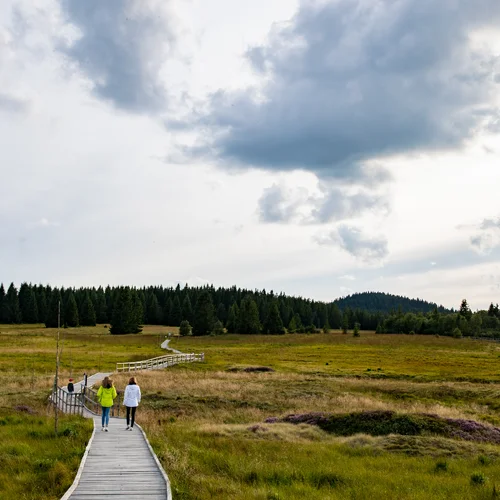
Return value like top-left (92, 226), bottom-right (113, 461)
top-left (1, 0), bottom-right (500, 310)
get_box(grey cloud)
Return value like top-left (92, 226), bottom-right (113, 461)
top-left (184, 0), bottom-right (500, 182)
top-left (258, 184), bottom-right (305, 223)
top-left (480, 217), bottom-right (500, 230)
top-left (0, 92), bottom-right (30, 114)
top-left (468, 216), bottom-right (500, 254)
top-left (314, 225), bottom-right (388, 262)
top-left (59, 0), bottom-right (177, 113)
top-left (257, 182), bottom-right (389, 224)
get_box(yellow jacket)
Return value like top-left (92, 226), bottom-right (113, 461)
top-left (97, 385), bottom-right (117, 407)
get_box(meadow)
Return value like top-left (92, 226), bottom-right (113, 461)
top-left (2, 324), bottom-right (500, 498)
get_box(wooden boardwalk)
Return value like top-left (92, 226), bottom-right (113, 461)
top-left (63, 416), bottom-right (171, 499)
top-left (58, 346), bottom-right (204, 499)
top-left (60, 372), bottom-right (172, 499)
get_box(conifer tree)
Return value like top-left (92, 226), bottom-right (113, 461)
top-left (6, 283), bottom-right (21, 323)
top-left (192, 291), bottom-right (215, 336)
top-left (212, 319), bottom-right (224, 335)
top-left (216, 302), bottom-right (227, 324)
top-left (169, 296), bottom-right (182, 326)
top-left (0, 284), bottom-right (7, 323)
top-left (288, 315), bottom-right (297, 333)
top-left (110, 287), bottom-right (142, 334)
top-left (95, 287), bottom-right (108, 323)
top-left (263, 301), bottom-right (284, 334)
top-left (80, 293), bottom-right (97, 326)
top-left (182, 294), bottom-right (193, 323)
top-left (329, 303), bottom-right (342, 330)
top-left (163, 298), bottom-right (173, 326)
top-left (64, 290), bottom-right (79, 327)
top-left (239, 295), bottom-right (261, 334)
top-left (36, 286), bottom-right (48, 324)
top-left (45, 289), bottom-right (62, 328)
top-left (146, 293), bottom-right (162, 324)
top-left (226, 302), bottom-right (239, 332)
top-left (459, 299), bottom-right (472, 321)
top-left (19, 283), bottom-right (38, 323)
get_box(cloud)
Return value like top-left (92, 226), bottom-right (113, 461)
top-left (59, 0), bottom-right (179, 113)
top-left (0, 92), bottom-right (30, 114)
top-left (467, 216), bottom-right (500, 255)
top-left (338, 274), bottom-right (355, 281)
top-left (314, 225), bottom-right (388, 262)
top-left (258, 180), bottom-right (390, 223)
top-left (181, 0), bottom-right (500, 183)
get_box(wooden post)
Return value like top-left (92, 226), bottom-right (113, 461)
top-left (54, 300), bottom-right (61, 436)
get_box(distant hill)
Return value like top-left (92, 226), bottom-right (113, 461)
top-left (333, 292), bottom-right (450, 314)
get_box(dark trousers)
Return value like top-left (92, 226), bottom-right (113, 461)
top-left (126, 406), bottom-right (137, 427)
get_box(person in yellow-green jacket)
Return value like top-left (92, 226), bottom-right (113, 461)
top-left (97, 376), bottom-right (117, 431)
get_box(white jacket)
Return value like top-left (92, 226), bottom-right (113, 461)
top-left (123, 384), bottom-right (141, 407)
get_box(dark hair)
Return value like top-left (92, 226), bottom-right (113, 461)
top-left (102, 376), bottom-right (113, 389)
top-left (128, 377), bottom-right (137, 385)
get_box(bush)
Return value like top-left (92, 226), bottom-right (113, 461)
top-left (471, 472), bottom-right (486, 485)
top-left (353, 323), bottom-right (360, 337)
top-left (452, 327), bottom-right (462, 339)
top-left (212, 320), bottom-right (225, 336)
top-left (179, 320), bottom-right (192, 336)
top-left (434, 460), bottom-right (448, 472)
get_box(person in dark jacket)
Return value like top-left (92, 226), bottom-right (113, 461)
top-left (67, 378), bottom-right (74, 393)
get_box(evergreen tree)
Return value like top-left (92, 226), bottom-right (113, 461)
top-left (216, 302), bottom-right (227, 324)
top-left (146, 293), bottom-right (162, 324)
top-left (342, 315), bottom-right (349, 334)
top-left (263, 301), bottom-right (284, 334)
top-left (110, 287), bottom-right (142, 334)
top-left (5, 283), bottom-right (21, 323)
top-left (131, 290), bottom-right (144, 333)
top-left (0, 284), bottom-right (7, 323)
top-left (182, 294), bottom-right (194, 323)
top-left (80, 293), bottom-right (97, 326)
top-left (95, 287), bottom-right (108, 323)
top-left (192, 291), bottom-right (215, 336)
top-left (288, 315), bottom-right (297, 333)
top-left (239, 295), bottom-right (261, 334)
top-left (36, 286), bottom-right (48, 324)
top-left (64, 290), bottom-right (79, 327)
top-left (179, 320), bottom-right (192, 336)
top-left (19, 283), bottom-right (38, 323)
top-left (45, 289), bottom-right (62, 328)
top-left (459, 299), bottom-right (472, 321)
top-left (226, 302), bottom-right (239, 332)
top-left (170, 296), bottom-right (182, 326)
top-left (329, 303), bottom-right (342, 330)
top-left (212, 319), bottom-right (225, 335)
top-left (163, 298), bottom-right (173, 326)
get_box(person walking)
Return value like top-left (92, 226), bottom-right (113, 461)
top-left (97, 376), bottom-right (117, 432)
top-left (123, 376), bottom-right (141, 431)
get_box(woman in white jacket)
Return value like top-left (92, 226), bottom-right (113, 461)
top-left (123, 377), bottom-right (141, 430)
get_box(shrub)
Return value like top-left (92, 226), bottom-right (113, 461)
top-left (471, 472), bottom-right (486, 485)
top-left (452, 328), bottom-right (462, 338)
top-left (434, 460), bottom-right (448, 472)
top-left (353, 323), bottom-right (360, 337)
top-left (179, 320), bottom-right (192, 336)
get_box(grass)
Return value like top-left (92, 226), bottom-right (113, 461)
top-left (3, 325), bottom-right (500, 498)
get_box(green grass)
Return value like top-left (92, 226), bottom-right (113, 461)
top-left (0, 409), bottom-right (92, 499)
top-left (4, 325), bottom-right (500, 499)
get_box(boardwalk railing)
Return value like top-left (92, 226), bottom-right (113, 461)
top-left (51, 386), bottom-right (84, 416)
top-left (116, 352), bottom-right (204, 372)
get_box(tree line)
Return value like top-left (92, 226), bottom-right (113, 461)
top-left (0, 282), bottom-right (497, 337)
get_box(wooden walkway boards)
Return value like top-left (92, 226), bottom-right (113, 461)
top-left (63, 416), bottom-right (171, 500)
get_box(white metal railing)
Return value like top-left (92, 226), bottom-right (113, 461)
top-left (116, 352), bottom-right (204, 372)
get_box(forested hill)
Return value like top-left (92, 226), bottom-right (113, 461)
top-left (334, 292), bottom-right (450, 314)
